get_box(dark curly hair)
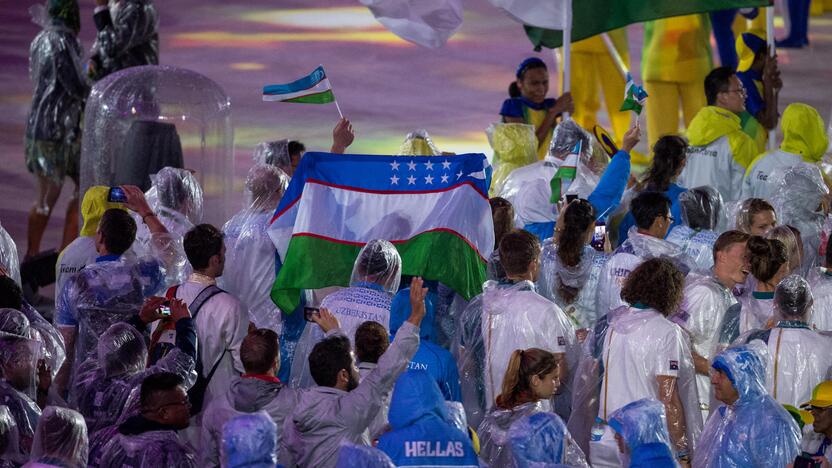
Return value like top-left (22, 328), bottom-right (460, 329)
top-left (555, 199), bottom-right (595, 304)
top-left (621, 258), bottom-right (685, 316)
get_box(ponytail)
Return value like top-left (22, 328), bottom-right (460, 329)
top-left (508, 82), bottom-right (521, 98)
top-left (555, 200), bottom-right (595, 304)
top-left (497, 348), bottom-right (558, 409)
top-left (490, 197), bottom-right (515, 250)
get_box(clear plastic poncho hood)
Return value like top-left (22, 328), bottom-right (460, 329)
top-left (146, 166), bottom-right (204, 226)
top-left (697, 341), bottom-right (801, 467)
top-left (0, 222), bottom-right (21, 287)
top-left (509, 411), bottom-right (588, 468)
top-left (678, 186), bottom-right (726, 232)
top-left (253, 139), bottom-right (292, 175)
top-left (547, 119), bottom-right (608, 200)
top-left (350, 239), bottom-right (402, 295)
top-left (96, 322), bottom-right (147, 378)
top-left (28, 406), bottom-right (88, 468)
top-left (398, 129), bottom-right (441, 156)
top-left (221, 411), bottom-right (278, 468)
top-left (773, 274), bottom-right (814, 322)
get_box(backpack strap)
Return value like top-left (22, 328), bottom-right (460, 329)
top-left (189, 285), bottom-right (224, 321)
top-left (165, 285), bottom-right (178, 300)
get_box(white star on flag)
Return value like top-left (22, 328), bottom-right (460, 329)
top-left (390, 161), bottom-right (400, 171)
top-left (407, 175), bottom-right (417, 185)
top-left (407, 160), bottom-right (417, 171)
top-left (424, 175), bottom-right (434, 184)
top-left (442, 160), bottom-right (451, 170)
top-left (441, 174), bottom-right (449, 183)
top-left (456, 171), bottom-right (463, 179)
top-left (424, 161), bottom-right (434, 171)
top-left (390, 175), bottom-right (399, 185)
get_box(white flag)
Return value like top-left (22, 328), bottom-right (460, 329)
top-left (360, 0), bottom-right (463, 49)
top-left (487, 0), bottom-right (570, 31)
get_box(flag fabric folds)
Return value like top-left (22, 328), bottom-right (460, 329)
top-left (523, 0), bottom-right (772, 50)
top-left (486, 0), bottom-right (569, 30)
top-left (360, 0), bottom-right (463, 49)
top-left (262, 66), bottom-right (334, 104)
top-left (268, 152), bottom-right (494, 313)
top-left (550, 141), bottom-right (581, 203)
top-left (620, 72), bottom-right (648, 115)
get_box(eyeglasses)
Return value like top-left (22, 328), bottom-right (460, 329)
top-left (664, 215), bottom-right (675, 223)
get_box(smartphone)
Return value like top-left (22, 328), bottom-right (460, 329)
top-left (108, 187), bottom-right (128, 203)
top-left (591, 223), bottom-right (606, 252)
top-left (304, 307), bottom-right (320, 322)
top-left (565, 194), bottom-right (578, 204)
top-left (159, 300), bottom-right (171, 317)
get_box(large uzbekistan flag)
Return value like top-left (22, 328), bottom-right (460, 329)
top-left (262, 66), bottom-right (334, 104)
top-left (268, 152), bottom-right (494, 313)
top-left (521, 0), bottom-right (772, 50)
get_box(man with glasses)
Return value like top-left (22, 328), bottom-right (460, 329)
top-left (800, 381), bottom-right (832, 465)
top-left (597, 191), bottom-right (693, 317)
top-left (679, 67), bottom-right (759, 202)
top-left (98, 372), bottom-right (197, 467)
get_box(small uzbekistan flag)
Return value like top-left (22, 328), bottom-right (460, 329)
top-left (550, 141), bottom-right (581, 203)
top-left (620, 72), bottom-right (648, 115)
top-left (262, 66), bottom-right (335, 104)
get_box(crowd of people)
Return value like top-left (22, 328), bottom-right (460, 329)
top-left (4, 0), bottom-right (832, 467)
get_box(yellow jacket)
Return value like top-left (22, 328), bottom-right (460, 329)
top-left (780, 103), bottom-right (829, 163)
top-left (642, 15), bottom-right (713, 83)
top-left (687, 106), bottom-right (758, 169)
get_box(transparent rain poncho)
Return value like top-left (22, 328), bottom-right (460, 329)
top-left (290, 240), bottom-right (401, 388)
top-left (132, 166), bottom-right (204, 285)
top-left (253, 139), bottom-right (292, 176)
top-left (665, 186), bottom-right (726, 272)
top-left (0, 332), bottom-right (42, 457)
top-left (335, 443), bottom-right (395, 468)
top-left (398, 130), bottom-right (441, 156)
top-left (487, 123), bottom-right (537, 197)
top-left (806, 266), bottom-right (832, 331)
top-left (88, 0), bottom-right (159, 80)
top-left (73, 322), bottom-right (195, 433)
top-left (499, 120), bottom-right (608, 228)
top-left (596, 228), bottom-right (694, 317)
top-left (477, 401), bottom-right (543, 467)
top-left (27, 406), bottom-right (87, 468)
top-left (735, 275), bottom-right (832, 408)
top-left (695, 341), bottom-right (801, 467)
top-left (56, 257), bottom-right (166, 398)
top-left (568, 304), bottom-right (702, 464)
top-left (0, 222), bottom-right (20, 287)
top-left (456, 280), bottom-right (578, 429)
top-left (771, 163), bottom-right (829, 275)
top-left (607, 399), bottom-right (675, 468)
top-left (0, 302), bottom-right (66, 378)
top-left (673, 274), bottom-right (736, 419)
top-left (0, 405), bottom-right (23, 467)
top-left (220, 164), bottom-right (288, 335)
top-left (537, 241), bottom-right (610, 329)
top-left (0, 320), bottom-right (41, 399)
top-left (508, 411), bottom-right (588, 468)
top-left (98, 423), bottom-right (197, 468)
top-left (86, 386), bottom-right (141, 468)
top-left (221, 411), bottom-right (278, 468)
top-left (24, 2), bottom-right (88, 183)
